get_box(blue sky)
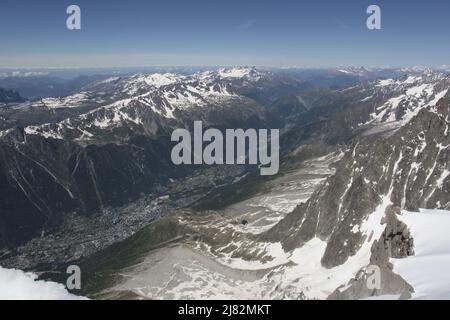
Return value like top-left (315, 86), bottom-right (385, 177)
top-left (0, 0), bottom-right (449, 68)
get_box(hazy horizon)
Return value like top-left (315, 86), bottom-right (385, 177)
top-left (1, 0), bottom-right (450, 68)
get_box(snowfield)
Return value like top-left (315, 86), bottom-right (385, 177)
top-left (0, 267), bottom-right (86, 300)
top-left (392, 209), bottom-right (450, 300)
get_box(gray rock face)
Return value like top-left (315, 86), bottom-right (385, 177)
top-left (0, 129), bottom-right (177, 249)
top-left (263, 93), bottom-right (450, 269)
top-left (329, 205), bottom-right (415, 299)
top-left (375, 206), bottom-right (414, 260)
top-left (329, 264), bottom-right (414, 300)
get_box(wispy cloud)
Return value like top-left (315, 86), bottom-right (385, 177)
top-left (236, 19), bottom-right (256, 30)
top-left (335, 19), bottom-right (351, 31)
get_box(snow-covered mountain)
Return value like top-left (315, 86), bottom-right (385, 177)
top-left (362, 72), bottom-right (449, 131)
top-left (17, 69), bottom-right (268, 142)
top-left (262, 85), bottom-right (450, 299)
top-left (0, 68), bottom-right (275, 250)
top-left (1, 67), bottom-right (449, 300)
top-left (72, 91), bottom-right (449, 300)
top-left (281, 70), bottom-right (450, 139)
top-left (194, 67), bottom-right (265, 82)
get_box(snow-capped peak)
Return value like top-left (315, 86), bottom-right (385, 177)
top-left (121, 73), bottom-right (186, 95)
top-left (365, 72), bottom-right (450, 129)
top-left (20, 72), bottom-right (244, 141)
top-left (217, 67), bottom-right (261, 79)
top-left (336, 66), bottom-right (373, 76)
top-left (129, 73), bottom-right (185, 88)
top-left (193, 67), bottom-right (265, 82)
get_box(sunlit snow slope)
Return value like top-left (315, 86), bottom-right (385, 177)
top-left (0, 267), bottom-right (86, 300)
top-left (392, 209), bottom-right (450, 299)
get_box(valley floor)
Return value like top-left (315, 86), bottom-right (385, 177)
top-left (92, 153), bottom-right (360, 299)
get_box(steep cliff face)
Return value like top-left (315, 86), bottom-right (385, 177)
top-left (263, 93), bottom-right (450, 269)
top-left (0, 127), bottom-right (178, 249)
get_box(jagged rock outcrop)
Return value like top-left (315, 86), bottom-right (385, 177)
top-left (263, 93), bottom-right (450, 270)
top-left (329, 206), bottom-right (415, 299)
